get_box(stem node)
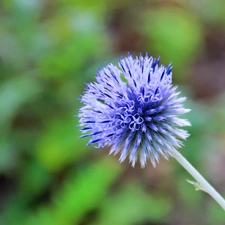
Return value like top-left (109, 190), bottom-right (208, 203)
top-left (172, 149), bottom-right (225, 210)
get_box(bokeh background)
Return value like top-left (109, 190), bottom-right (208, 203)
top-left (1, 0), bottom-right (225, 224)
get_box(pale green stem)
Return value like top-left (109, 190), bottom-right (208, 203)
top-left (171, 149), bottom-right (225, 211)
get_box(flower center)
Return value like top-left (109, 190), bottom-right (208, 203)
top-left (129, 113), bottom-right (144, 131)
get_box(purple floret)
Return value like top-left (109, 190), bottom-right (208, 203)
top-left (78, 53), bottom-right (191, 168)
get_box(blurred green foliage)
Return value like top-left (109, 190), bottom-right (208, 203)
top-left (1, 0), bottom-right (225, 225)
top-left (142, 7), bottom-right (203, 78)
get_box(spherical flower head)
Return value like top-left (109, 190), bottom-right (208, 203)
top-left (78, 53), bottom-right (191, 168)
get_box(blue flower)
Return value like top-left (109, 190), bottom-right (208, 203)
top-left (78, 53), bottom-right (191, 167)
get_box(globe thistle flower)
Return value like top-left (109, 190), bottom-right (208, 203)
top-left (78, 53), bottom-right (191, 168)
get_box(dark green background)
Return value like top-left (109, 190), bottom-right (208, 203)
top-left (1, 0), bottom-right (225, 224)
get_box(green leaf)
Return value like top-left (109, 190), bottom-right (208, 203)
top-left (93, 182), bottom-right (171, 225)
top-left (18, 158), bottom-right (121, 225)
top-left (0, 76), bottom-right (41, 127)
top-left (142, 7), bottom-right (203, 80)
top-left (35, 116), bottom-right (88, 172)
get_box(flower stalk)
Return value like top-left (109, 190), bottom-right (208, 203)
top-left (171, 149), bottom-right (225, 210)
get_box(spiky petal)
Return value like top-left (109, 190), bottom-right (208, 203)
top-left (78, 53), bottom-right (191, 168)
